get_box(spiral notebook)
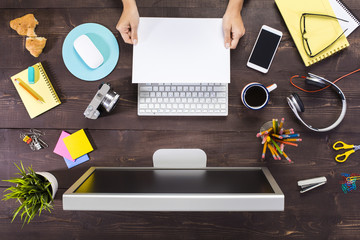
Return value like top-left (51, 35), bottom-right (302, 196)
top-left (328, 0), bottom-right (360, 37)
top-left (275, 0), bottom-right (350, 66)
top-left (11, 62), bottom-right (61, 119)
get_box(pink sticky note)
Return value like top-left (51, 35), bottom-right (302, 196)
top-left (53, 131), bottom-right (75, 161)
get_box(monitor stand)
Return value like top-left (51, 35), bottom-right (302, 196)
top-left (153, 149), bottom-right (207, 168)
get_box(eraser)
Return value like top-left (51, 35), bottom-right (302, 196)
top-left (28, 66), bottom-right (35, 84)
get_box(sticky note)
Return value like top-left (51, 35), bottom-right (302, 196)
top-left (63, 129), bottom-right (93, 159)
top-left (53, 131), bottom-right (75, 161)
top-left (63, 154), bottom-right (89, 169)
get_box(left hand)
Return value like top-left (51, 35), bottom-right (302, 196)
top-left (222, 8), bottom-right (245, 49)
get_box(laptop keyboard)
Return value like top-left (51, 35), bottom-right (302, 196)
top-left (138, 83), bottom-right (228, 116)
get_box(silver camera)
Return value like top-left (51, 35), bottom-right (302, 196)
top-left (84, 83), bottom-right (120, 119)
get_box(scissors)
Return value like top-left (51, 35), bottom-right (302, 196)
top-left (333, 141), bottom-right (360, 162)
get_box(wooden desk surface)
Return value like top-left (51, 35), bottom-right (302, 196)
top-left (1, 0), bottom-right (360, 239)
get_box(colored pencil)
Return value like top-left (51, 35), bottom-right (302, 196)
top-left (270, 138), bottom-right (283, 154)
top-left (283, 129), bottom-right (294, 134)
top-left (282, 138), bottom-right (302, 142)
top-left (281, 134), bottom-right (300, 138)
top-left (270, 144), bottom-right (281, 160)
top-left (279, 118), bottom-right (285, 130)
top-left (262, 141), bottom-right (268, 159)
top-left (261, 134), bottom-right (268, 144)
top-left (282, 151), bottom-right (292, 163)
top-left (14, 78), bottom-right (44, 103)
top-left (271, 134), bottom-right (283, 139)
top-left (280, 143), bottom-right (285, 152)
top-left (268, 144), bottom-right (277, 160)
top-left (272, 119), bottom-right (277, 134)
top-left (274, 139), bottom-right (298, 147)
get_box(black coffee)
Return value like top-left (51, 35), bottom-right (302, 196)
top-left (244, 86), bottom-right (267, 107)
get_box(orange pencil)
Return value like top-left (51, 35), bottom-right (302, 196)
top-left (274, 139), bottom-right (298, 147)
top-left (14, 78), bottom-right (44, 103)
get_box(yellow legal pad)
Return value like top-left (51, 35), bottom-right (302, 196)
top-left (275, 0), bottom-right (349, 66)
top-left (10, 62), bottom-right (61, 118)
top-left (63, 129), bottom-right (94, 160)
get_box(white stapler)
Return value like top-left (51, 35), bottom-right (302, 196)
top-left (297, 176), bottom-right (327, 193)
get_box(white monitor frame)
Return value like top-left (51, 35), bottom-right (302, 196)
top-left (63, 167), bottom-right (284, 211)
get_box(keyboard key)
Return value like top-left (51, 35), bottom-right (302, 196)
top-left (139, 104), bottom-right (148, 108)
top-left (140, 92), bottom-right (150, 97)
top-left (140, 86), bottom-right (152, 91)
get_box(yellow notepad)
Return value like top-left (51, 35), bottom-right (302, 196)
top-left (10, 62), bottom-right (61, 118)
top-left (275, 0), bottom-right (349, 66)
top-left (63, 129), bottom-right (94, 160)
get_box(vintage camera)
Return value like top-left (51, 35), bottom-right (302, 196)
top-left (84, 83), bottom-right (120, 119)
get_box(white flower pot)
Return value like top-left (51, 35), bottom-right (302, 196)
top-left (36, 172), bottom-right (58, 199)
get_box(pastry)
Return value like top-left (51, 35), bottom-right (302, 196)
top-left (10, 14), bottom-right (38, 37)
top-left (26, 37), bottom-right (47, 57)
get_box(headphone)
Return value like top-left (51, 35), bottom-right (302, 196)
top-left (287, 73), bottom-right (347, 132)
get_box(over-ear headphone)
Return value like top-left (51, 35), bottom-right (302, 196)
top-left (287, 73), bottom-right (347, 132)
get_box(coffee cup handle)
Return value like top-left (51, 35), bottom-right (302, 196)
top-left (266, 84), bottom-right (277, 93)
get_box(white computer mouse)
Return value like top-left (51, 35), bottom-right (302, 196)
top-left (73, 34), bottom-right (104, 69)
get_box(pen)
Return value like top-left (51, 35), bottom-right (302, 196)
top-left (14, 78), bottom-right (44, 103)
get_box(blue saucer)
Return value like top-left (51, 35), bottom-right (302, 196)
top-left (62, 23), bottom-right (119, 81)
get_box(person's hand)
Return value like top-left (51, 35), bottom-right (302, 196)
top-left (222, 1), bottom-right (245, 49)
top-left (116, 0), bottom-right (139, 45)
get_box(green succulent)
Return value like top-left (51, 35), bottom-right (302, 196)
top-left (2, 162), bottom-right (53, 226)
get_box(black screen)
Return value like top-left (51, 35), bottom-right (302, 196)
top-left (75, 169), bottom-right (274, 194)
top-left (249, 29), bottom-right (281, 69)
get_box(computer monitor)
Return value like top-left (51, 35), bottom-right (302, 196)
top-left (63, 167), bottom-right (284, 211)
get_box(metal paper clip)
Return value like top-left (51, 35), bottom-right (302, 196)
top-left (20, 129), bottom-right (48, 151)
top-left (297, 176), bottom-right (327, 193)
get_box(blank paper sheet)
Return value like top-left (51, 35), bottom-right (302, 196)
top-left (132, 17), bottom-right (230, 84)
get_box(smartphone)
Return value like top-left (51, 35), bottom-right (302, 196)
top-left (247, 25), bottom-right (282, 74)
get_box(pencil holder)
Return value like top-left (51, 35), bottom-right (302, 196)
top-left (256, 118), bottom-right (301, 163)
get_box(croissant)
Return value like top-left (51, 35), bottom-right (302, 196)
top-left (26, 37), bottom-right (47, 57)
top-left (10, 14), bottom-right (38, 37)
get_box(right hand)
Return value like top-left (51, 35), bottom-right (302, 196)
top-left (116, 1), bottom-right (139, 45)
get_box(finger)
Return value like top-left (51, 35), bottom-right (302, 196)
top-left (223, 27), bottom-right (231, 49)
top-left (230, 34), bottom-right (240, 49)
top-left (120, 31), bottom-right (133, 44)
top-left (131, 24), bottom-right (138, 45)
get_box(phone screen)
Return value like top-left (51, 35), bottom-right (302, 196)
top-left (249, 29), bottom-right (281, 69)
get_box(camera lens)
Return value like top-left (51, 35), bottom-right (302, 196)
top-left (102, 91), bottom-right (120, 112)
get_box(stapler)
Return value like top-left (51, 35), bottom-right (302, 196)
top-left (297, 176), bottom-right (327, 193)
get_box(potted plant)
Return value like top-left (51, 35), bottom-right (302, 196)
top-left (2, 162), bottom-right (58, 225)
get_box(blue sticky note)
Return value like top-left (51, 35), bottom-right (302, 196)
top-left (63, 154), bottom-right (89, 169)
top-left (28, 66), bottom-right (35, 84)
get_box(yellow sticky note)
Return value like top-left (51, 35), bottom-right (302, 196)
top-left (63, 129), bottom-right (93, 159)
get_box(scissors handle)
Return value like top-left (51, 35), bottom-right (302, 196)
top-left (335, 149), bottom-right (355, 162)
top-left (333, 141), bottom-right (354, 150)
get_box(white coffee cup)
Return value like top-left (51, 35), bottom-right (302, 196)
top-left (241, 83), bottom-right (277, 110)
